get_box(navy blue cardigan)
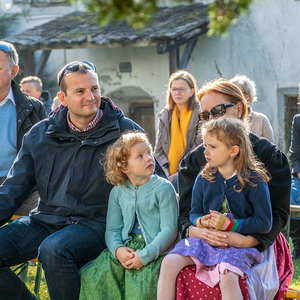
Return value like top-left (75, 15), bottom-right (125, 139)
top-left (189, 171), bottom-right (272, 235)
top-left (179, 133), bottom-right (291, 252)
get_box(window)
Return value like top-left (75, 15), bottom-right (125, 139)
top-left (285, 94), bottom-right (299, 149)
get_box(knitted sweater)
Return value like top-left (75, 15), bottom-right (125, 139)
top-left (105, 175), bottom-right (178, 266)
top-left (189, 171), bottom-right (272, 235)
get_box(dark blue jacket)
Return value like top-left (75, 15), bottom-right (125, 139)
top-left (12, 80), bottom-right (47, 151)
top-left (40, 90), bottom-right (52, 115)
top-left (190, 171), bottom-right (272, 235)
top-left (0, 98), bottom-right (162, 237)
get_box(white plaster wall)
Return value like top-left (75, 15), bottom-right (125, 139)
top-left (35, 0), bottom-right (300, 151)
top-left (186, 0), bottom-right (300, 150)
top-left (44, 46), bottom-right (170, 130)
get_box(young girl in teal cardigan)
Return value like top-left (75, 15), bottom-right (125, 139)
top-left (80, 131), bottom-right (178, 300)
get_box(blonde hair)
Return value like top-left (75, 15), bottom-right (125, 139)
top-left (20, 76), bottom-right (43, 92)
top-left (197, 78), bottom-right (248, 120)
top-left (230, 74), bottom-right (257, 105)
top-left (201, 118), bottom-right (270, 192)
top-left (165, 70), bottom-right (198, 111)
top-left (104, 131), bottom-right (152, 186)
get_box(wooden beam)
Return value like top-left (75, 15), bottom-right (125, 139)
top-left (169, 48), bottom-right (180, 75)
top-left (156, 23), bottom-right (208, 55)
top-left (36, 50), bottom-right (51, 78)
top-left (180, 38), bottom-right (198, 70)
top-left (22, 49), bottom-right (35, 76)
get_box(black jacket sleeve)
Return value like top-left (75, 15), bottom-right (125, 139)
top-left (250, 134), bottom-right (290, 251)
top-left (178, 144), bottom-right (206, 238)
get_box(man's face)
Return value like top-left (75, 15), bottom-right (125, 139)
top-left (0, 50), bottom-right (18, 100)
top-left (57, 71), bottom-right (101, 129)
top-left (20, 82), bottom-right (42, 99)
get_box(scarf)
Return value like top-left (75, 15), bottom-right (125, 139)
top-left (168, 105), bottom-right (193, 175)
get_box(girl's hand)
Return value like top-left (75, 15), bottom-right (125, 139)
top-left (199, 214), bottom-right (211, 228)
top-left (124, 252), bottom-right (144, 270)
top-left (116, 247), bottom-right (135, 267)
top-left (209, 210), bottom-right (223, 229)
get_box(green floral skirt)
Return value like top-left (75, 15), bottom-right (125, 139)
top-left (79, 234), bottom-right (164, 300)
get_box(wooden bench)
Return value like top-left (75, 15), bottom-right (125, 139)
top-left (286, 287), bottom-right (300, 299)
top-left (285, 205), bottom-right (300, 299)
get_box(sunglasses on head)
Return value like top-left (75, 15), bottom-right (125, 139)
top-left (58, 61), bottom-right (96, 85)
top-left (198, 103), bottom-right (236, 121)
top-left (0, 44), bottom-right (11, 53)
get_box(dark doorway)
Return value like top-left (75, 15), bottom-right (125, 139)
top-left (129, 102), bottom-right (155, 147)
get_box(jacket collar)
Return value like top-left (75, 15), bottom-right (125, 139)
top-left (11, 80), bottom-right (35, 113)
top-left (46, 97), bottom-right (124, 140)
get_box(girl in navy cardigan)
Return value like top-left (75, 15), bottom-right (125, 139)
top-left (80, 131), bottom-right (178, 300)
top-left (157, 118), bottom-right (271, 300)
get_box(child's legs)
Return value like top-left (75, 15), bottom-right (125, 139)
top-left (219, 271), bottom-right (243, 300)
top-left (157, 253), bottom-right (194, 300)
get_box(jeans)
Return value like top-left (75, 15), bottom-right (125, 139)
top-left (291, 177), bottom-right (300, 205)
top-left (0, 216), bottom-right (106, 300)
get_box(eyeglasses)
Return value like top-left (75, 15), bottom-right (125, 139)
top-left (198, 103), bottom-right (236, 121)
top-left (0, 44), bottom-right (11, 53)
top-left (58, 61), bottom-right (96, 85)
top-left (171, 87), bottom-right (189, 93)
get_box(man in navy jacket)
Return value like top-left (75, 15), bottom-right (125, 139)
top-left (0, 61), bottom-right (163, 300)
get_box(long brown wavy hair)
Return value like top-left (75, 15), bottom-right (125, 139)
top-left (201, 118), bottom-right (270, 192)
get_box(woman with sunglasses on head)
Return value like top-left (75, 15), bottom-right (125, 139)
top-left (154, 70), bottom-right (201, 191)
top-left (177, 78), bottom-right (291, 299)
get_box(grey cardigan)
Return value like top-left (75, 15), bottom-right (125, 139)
top-left (247, 107), bottom-right (274, 143)
top-left (154, 102), bottom-right (202, 169)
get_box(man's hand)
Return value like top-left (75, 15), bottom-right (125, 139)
top-left (116, 247), bottom-right (135, 267)
top-left (124, 252), bottom-right (144, 270)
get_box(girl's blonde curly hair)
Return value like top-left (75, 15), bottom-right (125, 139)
top-left (104, 131), bottom-right (152, 186)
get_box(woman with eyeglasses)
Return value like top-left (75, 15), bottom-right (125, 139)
top-left (230, 74), bottom-right (274, 142)
top-left (176, 78), bottom-right (291, 299)
top-left (154, 70), bottom-right (201, 191)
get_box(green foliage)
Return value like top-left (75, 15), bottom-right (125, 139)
top-left (0, 11), bottom-right (19, 39)
top-left (26, 266), bottom-right (50, 300)
top-left (79, 0), bottom-right (255, 35)
top-left (207, 0), bottom-right (254, 36)
top-left (82, 0), bottom-right (158, 29)
top-left (291, 257), bottom-right (300, 289)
